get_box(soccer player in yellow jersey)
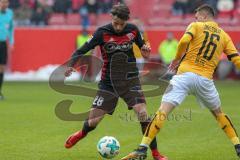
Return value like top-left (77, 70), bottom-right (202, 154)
top-left (121, 4), bottom-right (240, 160)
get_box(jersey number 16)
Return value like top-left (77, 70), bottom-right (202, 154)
top-left (198, 31), bottom-right (220, 61)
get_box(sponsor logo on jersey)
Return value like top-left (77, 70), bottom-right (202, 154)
top-left (103, 41), bottom-right (133, 53)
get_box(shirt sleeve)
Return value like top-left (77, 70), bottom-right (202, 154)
top-left (185, 22), bottom-right (197, 39)
top-left (134, 27), bottom-right (145, 48)
top-left (173, 23), bottom-right (196, 60)
top-left (175, 32), bottom-right (192, 60)
top-left (68, 28), bottom-right (103, 67)
top-left (9, 10), bottom-right (14, 45)
top-left (223, 33), bottom-right (240, 69)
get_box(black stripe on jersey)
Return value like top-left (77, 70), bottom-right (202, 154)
top-left (186, 32), bottom-right (194, 39)
top-left (178, 53), bottom-right (187, 69)
top-left (227, 53), bottom-right (239, 61)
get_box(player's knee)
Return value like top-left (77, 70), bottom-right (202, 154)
top-left (137, 108), bottom-right (148, 122)
top-left (132, 103), bottom-right (148, 122)
top-left (159, 102), bottom-right (176, 115)
top-left (138, 112), bottom-right (148, 122)
top-left (211, 107), bottom-right (222, 118)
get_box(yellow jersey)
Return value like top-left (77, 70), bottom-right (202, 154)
top-left (177, 21), bottom-right (239, 79)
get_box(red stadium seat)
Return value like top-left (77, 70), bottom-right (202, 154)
top-left (97, 14), bottom-right (112, 26)
top-left (66, 14), bottom-right (81, 25)
top-left (125, 0), bottom-right (240, 27)
top-left (217, 13), bottom-right (232, 26)
top-left (158, 0), bottom-right (174, 5)
top-left (217, 12), bottom-right (232, 18)
top-left (89, 13), bottom-right (97, 26)
top-left (230, 17), bottom-right (240, 26)
top-left (126, 0), bottom-right (139, 18)
top-left (166, 16), bottom-right (184, 26)
top-left (72, 0), bottom-right (85, 11)
top-left (183, 14), bottom-right (195, 25)
top-left (233, 10), bottom-right (240, 19)
top-left (126, 0), bottom-right (175, 26)
top-left (147, 17), bottom-right (167, 26)
top-left (153, 8), bottom-right (171, 19)
top-left (48, 14), bottom-right (66, 25)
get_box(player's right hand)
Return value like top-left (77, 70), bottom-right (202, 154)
top-left (64, 67), bottom-right (75, 77)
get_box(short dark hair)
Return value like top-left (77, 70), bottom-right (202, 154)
top-left (195, 4), bottom-right (215, 17)
top-left (110, 4), bottom-right (130, 21)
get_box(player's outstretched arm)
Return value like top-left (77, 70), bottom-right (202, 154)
top-left (65, 29), bottom-right (103, 77)
top-left (64, 46), bottom-right (91, 77)
top-left (64, 47), bottom-right (89, 77)
top-left (67, 41), bottom-right (95, 69)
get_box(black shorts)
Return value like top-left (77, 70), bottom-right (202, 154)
top-left (0, 42), bottom-right (7, 65)
top-left (92, 79), bottom-right (146, 114)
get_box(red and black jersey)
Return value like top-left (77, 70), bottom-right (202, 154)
top-left (69, 23), bottom-right (145, 85)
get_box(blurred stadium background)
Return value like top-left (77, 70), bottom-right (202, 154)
top-left (5, 0), bottom-right (240, 80)
top-left (1, 1), bottom-right (240, 160)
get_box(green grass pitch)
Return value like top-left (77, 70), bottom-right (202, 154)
top-left (0, 81), bottom-right (240, 160)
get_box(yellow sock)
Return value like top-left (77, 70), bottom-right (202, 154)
top-left (140, 111), bottom-right (167, 146)
top-left (216, 113), bottom-right (240, 145)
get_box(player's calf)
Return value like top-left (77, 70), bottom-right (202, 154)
top-left (216, 113), bottom-right (240, 144)
top-left (140, 121), bottom-right (168, 160)
top-left (214, 112), bottom-right (240, 157)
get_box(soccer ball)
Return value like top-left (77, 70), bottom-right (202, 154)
top-left (97, 136), bottom-right (120, 159)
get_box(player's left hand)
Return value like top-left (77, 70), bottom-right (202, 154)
top-left (141, 44), bottom-right (151, 58)
top-left (64, 67), bottom-right (76, 77)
